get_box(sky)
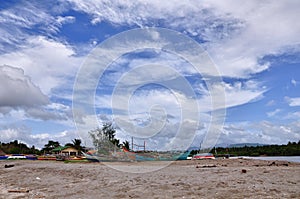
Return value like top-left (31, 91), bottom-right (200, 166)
top-left (0, 0), bottom-right (299, 150)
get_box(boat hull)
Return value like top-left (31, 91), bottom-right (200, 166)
top-left (0, 156), bottom-right (8, 160)
top-left (192, 153), bottom-right (215, 160)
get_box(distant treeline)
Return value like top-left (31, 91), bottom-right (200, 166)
top-left (1, 139), bottom-right (300, 156)
top-left (212, 141), bottom-right (300, 156)
top-left (0, 139), bottom-right (85, 155)
top-left (0, 140), bottom-right (40, 155)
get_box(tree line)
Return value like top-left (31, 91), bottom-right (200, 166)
top-left (0, 123), bottom-right (130, 155)
top-left (211, 141), bottom-right (300, 156)
top-left (0, 138), bottom-right (85, 155)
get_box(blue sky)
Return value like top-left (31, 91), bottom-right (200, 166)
top-left (0, 0), bottom-right (299, 149)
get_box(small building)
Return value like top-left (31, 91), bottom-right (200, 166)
top-left (52, 146), bottom-right (79, 157)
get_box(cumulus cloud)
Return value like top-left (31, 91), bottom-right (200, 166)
top-left (0, 64), bottom-right (74, 122)
top-left (0, 65), bottom-right (48, 110)
top-left (0, 36), bottom-right (81, 95)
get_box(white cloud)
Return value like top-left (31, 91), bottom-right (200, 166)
top-left (291, 79), bottom-right (297, 86)
top-left (267, 109), bottom-right (281, 118)
top-left (0, 65), bottom-right (48, 110)
top-left (206, 0), bottom-right (300, 77)
top-left (0, 36), bottom-right (82, 95)
top-left (0, 1), bottom-right (66, 52)
top-left (266, 100), bottom-right (276, 107)
top-left (221, 121), bottom-right (300, 145)
top-left (285, 97), bottom-right (300, 107)
top-left (285, 111), bottom-right (300, 120)
top-left (0, 128), bottom-right (79, 149)
top-left (56, 15), bottom-right (75, 25)
top-left (67, 0), bottom-right (300, 78)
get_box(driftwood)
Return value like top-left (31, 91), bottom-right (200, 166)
top-left (8, 189), bottom-right (29, 193)
top-left (196, 164), bottom-right (217, 168)
top-left (4, 164), bottom-right (14, 168)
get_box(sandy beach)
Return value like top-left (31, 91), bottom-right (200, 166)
top-left (0, 159), bottom-right (299, 199)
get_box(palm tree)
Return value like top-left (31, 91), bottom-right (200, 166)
top-left (102, 123), bottom-right (116, 141)
top-left (72, 139), bottom-right (83, 153)
top-left (42, 140), bottom-right (60, 154)
top-left (122, 140), bottom-right (130, 151)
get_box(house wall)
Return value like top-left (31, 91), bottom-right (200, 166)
top-left (61, 148), bottom-right (78, 156)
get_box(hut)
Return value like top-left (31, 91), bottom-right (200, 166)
top-left (52, 146), bottom-right (79, 157)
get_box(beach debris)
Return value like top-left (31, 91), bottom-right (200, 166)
top-left (36, 177), bottom-right (41, 180)
top-left (241, 169), bottom-right (247, 173)
top-left (4, 164), bottom-right (14, 168)
top-left (8, 189), bottom-right (29, 193)
top-left (268, 161), bottom-right (289, 167)
top-left (196, 164), bottom-right (217, 168)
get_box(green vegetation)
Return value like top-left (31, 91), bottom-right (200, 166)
top-left (212, 141), bottom-right (300, 156)
top-left (0, 123), bottom-right (130, 155)
top-left (0, 139), bottom-right (85, 155)
top-left (0, 140), bottom-right (40, 155)
top-left (41, 140), bottom-right (60, 154)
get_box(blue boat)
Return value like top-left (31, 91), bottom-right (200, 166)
top-left (0, 154), bottom-right (37, 160)
top-left (0, 156), bottom-right (8, 160)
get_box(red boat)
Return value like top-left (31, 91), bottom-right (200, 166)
top-left (192, 153), bottom-right (215, 160)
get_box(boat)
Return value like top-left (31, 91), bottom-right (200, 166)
top-left (7, 154), bottom-right (27, 160)
top-left (0, 155), bottom-right (8, 160)
top-left (37, 155), bottom-right (57, 161)
top-left (25, 155), bottom-right (38, 160)
top-left (0, 154), bottom-right (37, 160)
top-left (192, 153), bottom-right (215, 160)
top-left (56, 155), bottom-right (86, 161)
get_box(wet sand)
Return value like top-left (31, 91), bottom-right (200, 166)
top-left (0, 159), bottom-right (299, 199)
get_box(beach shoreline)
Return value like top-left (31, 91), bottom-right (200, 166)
top-left (0, 159), bottom-right (299, 199)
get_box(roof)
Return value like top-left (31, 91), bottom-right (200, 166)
top-left (52, 146), bottom-right (69, 152)
top-left (52, 146), bottom-right (78, 152)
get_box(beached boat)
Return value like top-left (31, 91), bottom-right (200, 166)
top-left (192, 153), bottom-right (215, 160)
top-left (7, 154), bottom-right (27, 160)
top-left (37, 155), bottom-right (57, 161)
top-left (25, 155), bottom-right (38, 160)
top-left (0, 154), bottom-right (37, 160)
top-left (0, 155), bottom-right (8, 160)
top-left (56, 155), bottom-right (86, 161)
